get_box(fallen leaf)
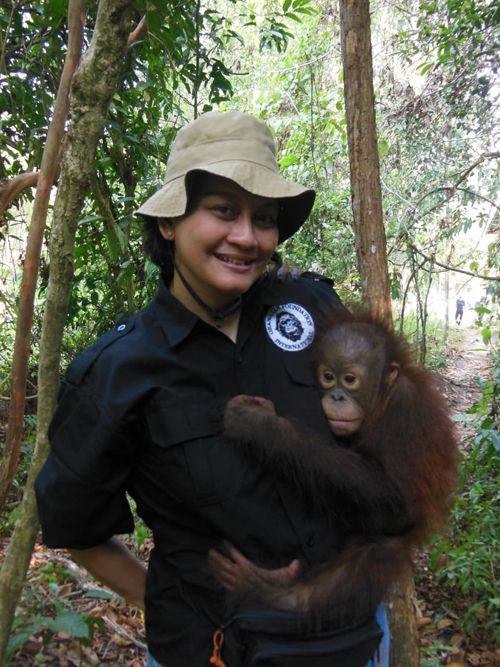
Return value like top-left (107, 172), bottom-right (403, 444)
top-left (449, 634), bottom-right (465, 647)
top-left (112, 633), bottom-right (133, 647)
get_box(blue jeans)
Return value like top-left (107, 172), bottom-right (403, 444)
top-left (146, 604), bottom-right (390, 667)
top-left (146, 652), bottom-right (164, 667)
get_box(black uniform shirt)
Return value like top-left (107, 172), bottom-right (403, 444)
top-left (35, 272), bottom-right (344, 666)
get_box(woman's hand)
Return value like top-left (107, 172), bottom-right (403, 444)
top-left (208, 542), bottom-right (309, 611)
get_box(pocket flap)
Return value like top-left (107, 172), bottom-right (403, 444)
top-left (147, 402), bottom-right (222, 447)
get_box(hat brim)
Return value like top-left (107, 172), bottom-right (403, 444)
top-left (136, 161), bottom-right (315, 244)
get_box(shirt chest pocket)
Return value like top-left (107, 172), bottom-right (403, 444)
top-left (144, 402), bottom-right (245, 506)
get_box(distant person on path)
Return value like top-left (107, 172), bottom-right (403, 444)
top-left (455, 296), bottom-right (465, 325)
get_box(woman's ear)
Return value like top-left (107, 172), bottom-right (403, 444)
top-left (158, 218), bottom-right (174, 240)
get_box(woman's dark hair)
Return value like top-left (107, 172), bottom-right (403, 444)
top-left (140, 172), bottom-right (202, 270)
top-left (141, 215), bottom-right (172, 270)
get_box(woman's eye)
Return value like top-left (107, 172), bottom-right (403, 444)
top-left (213, 205), bottom-right (235, 217)
top-left (254, 213), bottom-right (278, 229)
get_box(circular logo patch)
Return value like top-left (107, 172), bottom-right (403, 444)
top-left (265, 303), bottom-right (315, 352)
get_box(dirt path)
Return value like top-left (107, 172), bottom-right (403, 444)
top-left (442, 329), bottom-right (490, 428)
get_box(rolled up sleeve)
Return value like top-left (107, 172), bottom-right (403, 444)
top-left (35, 380), bottom-right (136, 549)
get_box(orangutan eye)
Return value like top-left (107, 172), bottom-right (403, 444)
top-left (323, 371), bottom-right (335, 383)
top-left (344, 374), bottom-right (357, 385)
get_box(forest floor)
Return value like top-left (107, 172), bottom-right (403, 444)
top-left (1, 324), bottom-right (498, 667)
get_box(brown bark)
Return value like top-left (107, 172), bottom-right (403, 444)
top-left (0, 2), bottom-right (85, 512)
top-left (0, 143), bottom-right (66, 220)
top-left (0, 172), bottom-right (39, 219)
top-left (0, 1), bottom-right (134, 663)
top-left (339, 1), bottom-right (418, 664)
top-left (127, 14), bottom-right (148, 46)
top-left (340, 0), bottom-right (392, 329)
top-left (386, 569), bottom-right (420, 667)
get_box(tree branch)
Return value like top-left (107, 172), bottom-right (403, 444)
top-left (127, 15), bottom-right (148, 46)
top-left (408, 243), bottom-right (500, 282)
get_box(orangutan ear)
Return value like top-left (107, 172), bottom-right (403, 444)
top-left (386, 362), bottom-right (400, 385)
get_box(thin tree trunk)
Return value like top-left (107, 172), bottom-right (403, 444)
top-left (339, 0), bottom-right (392, 327)
top-left (386, 574), bottom-right (420, 667)
top-left (420, 253), bottom-right (435, 365)
top-left (0, 2), bottom-right (84, 511)
top-left (443, 239), bottom-right (452, 344)
top-left (339, 1), bottom-right (418, 664)
top-left (0, 2), bottom-right (134, 663)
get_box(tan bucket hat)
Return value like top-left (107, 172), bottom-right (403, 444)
top-left (136, 111), bottom-right (315, 243)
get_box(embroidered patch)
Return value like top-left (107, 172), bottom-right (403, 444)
top-left (265, 303), bottom-right (315, 351)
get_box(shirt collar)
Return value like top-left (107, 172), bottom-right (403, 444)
top-left (151, 272), bottom-right (282, 347)
top-left (151, 274), bottom-right (199, 347)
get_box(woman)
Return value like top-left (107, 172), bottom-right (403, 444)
top-left (35, 111), bottom-right (389, 666)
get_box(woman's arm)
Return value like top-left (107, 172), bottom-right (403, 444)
top-left (69, 536), bottom-right (147, 610)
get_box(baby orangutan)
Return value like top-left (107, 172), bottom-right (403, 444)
top-left (209, 314), bottom-right (458, 623)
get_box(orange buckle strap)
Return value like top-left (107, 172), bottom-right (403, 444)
top-left (210, 629), bottom-right (227, 667)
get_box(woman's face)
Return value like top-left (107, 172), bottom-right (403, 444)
top-left (159, 174), bottom-right (279, 309)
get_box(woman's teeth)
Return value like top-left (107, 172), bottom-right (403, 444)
top-left (216, 255), bottom-right (252, 266)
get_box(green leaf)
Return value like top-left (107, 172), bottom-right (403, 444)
top-left (419, 62), bottom-right (434, 75)
top-left (490, 432), bottom-right (500, 452)
top-left (47, 612), bottom-right (90, 640)
top-left (147, 11), bottom-right (163, 36)
top-left (481, 328), bottom-right (491, 345)
top-left (83, 589), bottom-right (114, 600)
top-left (78, 215), bottom-right (103, 225)
top-left (378, 138), bottom-right (390, 159)
top-left (6, 631), bottom-right (33, 663)
top-left (279, 154), bottom-right (298, 167)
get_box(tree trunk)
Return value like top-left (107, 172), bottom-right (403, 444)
top-left (339, 0), bottom-right (392, 328)
top-left (0, 2), bottom-right (84, 511)
top-left (339, 1), bottom-right (419, 665)
top-left (443, 239), bottom-right (452, 344)
top-left (0, 2), bottom-right (134, 663)
top-left (386, 572), bottom-right (420, 667)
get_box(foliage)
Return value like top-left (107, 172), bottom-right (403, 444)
top-left (432, 332), bottom-right (500, 642)
top-left (5, 558), bottom-right (105, 665)
top-left (420, 639), bottom-right (456, 667)
top-left (6, 606), bottom-right (101, 665)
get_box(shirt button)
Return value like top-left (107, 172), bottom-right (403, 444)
top-left (236, 354), bottom-right (243, 364)
top-left (306, 535), bottom-right (315, 547)
top-left (117, 324), bottom-right (127, 332)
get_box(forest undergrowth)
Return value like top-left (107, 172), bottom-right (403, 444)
top-left (0, 326), bottom-right (499, 667)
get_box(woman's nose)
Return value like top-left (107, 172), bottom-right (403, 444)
top-left (227, 214), bottom-right (258, 247)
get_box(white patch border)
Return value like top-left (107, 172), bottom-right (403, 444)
top-left (265, 303), bottom-right (315, 352)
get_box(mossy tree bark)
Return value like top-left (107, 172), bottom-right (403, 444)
top-left (0, 1), bottom-right (134, 663)
top-left (339, 1), bottom-right (419, 665)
